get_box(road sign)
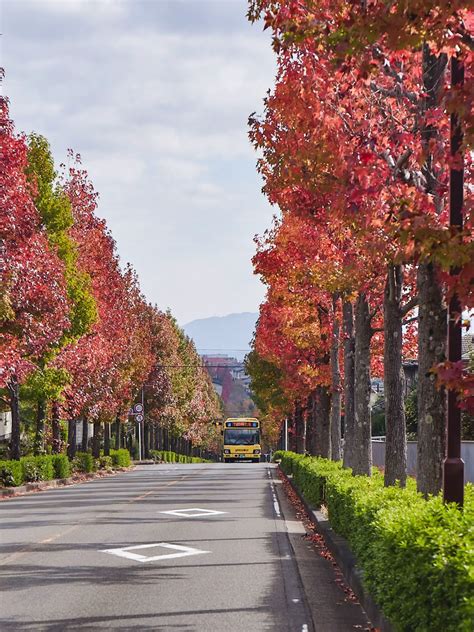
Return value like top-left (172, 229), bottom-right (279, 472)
top-left (135, 413), bottom-right (144, 422)
top-left (134, 403), bottom-right (144, 413)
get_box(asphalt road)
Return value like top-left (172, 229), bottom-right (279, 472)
top-left (0, 463), bottom-right (370, 631)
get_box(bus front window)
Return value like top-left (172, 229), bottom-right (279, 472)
top-left (224, 429), bottom-right (260, 445)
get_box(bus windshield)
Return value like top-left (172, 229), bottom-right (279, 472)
top-left (224, 428), bottom-right (260, 445)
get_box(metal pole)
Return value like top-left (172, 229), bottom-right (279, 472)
top-left (141, 386), bottom-right (145, 461)
top-left (137, 421), bottom-right (142, 463)
top-left (443, 55), bottom-right (464, 506)
top-left (284, 418), bottom-right (288, 451)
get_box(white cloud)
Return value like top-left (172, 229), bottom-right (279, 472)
top-left (2, 0), bottom-right (276, 323)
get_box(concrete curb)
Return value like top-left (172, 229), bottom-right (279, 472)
top-left (279, 467), bottom-right (394, 632)
top-left (0, 467), bottom-right (133, 499)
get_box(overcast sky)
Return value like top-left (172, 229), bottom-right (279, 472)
top-left (1, 0), bottom-right (276, 325)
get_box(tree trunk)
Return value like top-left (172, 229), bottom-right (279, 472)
top-left (352, 293), bottom-right (373, 476)
top-left (417, 262), bottom-right (447, 495)
top-left (8, 376), bottom-right (21, 461)
top-left (330, 294), bottom-right (342, 461)
top-left (92, 421), bottom-right (102, 458)
top-left (34, 398), bottom-right (46, 455)
top-left (104, 423), bottom-right (111, 456)
top-left (294, 400), bottom-right (306, 454)
top-left (67, 419), bottom-right (77, 460)
top-left (82, 416), bottom-right (89, 451)
top-left (149, 424), bottom-right (155, 453)
top-left (342, 301), bottom-right (355, 469)
top-left (51, 401), bottom-right (61, 454)
top-left (306, 392), bottom-right (316, 455)
top-left (114, 417), bottom-right (121, 450)
top-left (416, 46), bottom-right (448, 497)
top-left (384, 265), bottom-right (407, 487)
top-left (288, 413), bottom-right (297, 452)
top-left (157, 426), bottom-right (161, 449)
top-left (144, 422), bottom-right (150, 458)
top-left (314, 386), bottom-right (331, 458)
top-left (158, 426), bottom-right (162, 449)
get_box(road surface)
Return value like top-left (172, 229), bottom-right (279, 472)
top-left (0, 463), bottom-right (370, 630)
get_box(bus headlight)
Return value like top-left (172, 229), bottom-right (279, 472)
top-left (253, 449), bottom-right (261, 455)
top-left (224, 449), bottom-right (230, 454)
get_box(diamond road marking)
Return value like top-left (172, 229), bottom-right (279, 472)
top-left (160, 507), bottom-right (227, 518)
top-left (101, 542), bottom-right (209, 563)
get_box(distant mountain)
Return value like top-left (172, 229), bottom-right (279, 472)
top-left (183, 312), bottom-right (258, 361)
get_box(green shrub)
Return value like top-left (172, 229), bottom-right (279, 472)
top-left (73, 451), bottom-right (95, 473)
top-left (149, 450), bottom-right (209, 464)
top-left (163, 451), bottom-right (174, 463)
top-left (0, 460), bottom-right (23, 487)
top-left (20, 455), bottom-right (54, 482)
top-left (110, 449), bottom-right (131, 468)
top-left (99, 455), bottom-right (113, 470)
top-left (278, 451), bottom-right (474, 632)
top-left (52, 454), bottom-right (71, 479)
top-left (150, 450), bottom-right (166, 462)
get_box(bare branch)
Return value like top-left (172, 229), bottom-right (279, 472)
top-left (401, 295), bottom-right (419, 317)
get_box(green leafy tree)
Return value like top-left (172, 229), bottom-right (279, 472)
top-left (24, 135), bottom-right (97, 453)
top-left (245, 350), bottom-right (288, 416)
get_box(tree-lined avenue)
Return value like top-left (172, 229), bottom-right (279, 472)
top-left (0, 464), bottom-right (369, 631)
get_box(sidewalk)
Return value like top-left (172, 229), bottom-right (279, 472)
top-left (272, 468), bottom-right (374, 632)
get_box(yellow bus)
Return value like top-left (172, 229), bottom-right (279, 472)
top-left (222, 418), bottom-right (261, 463)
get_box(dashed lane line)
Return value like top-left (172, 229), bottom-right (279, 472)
top-left (0, 469), bottom-right (198, 566)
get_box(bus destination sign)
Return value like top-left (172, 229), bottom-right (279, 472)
top-left (226, 421), bottom-right (258, 428)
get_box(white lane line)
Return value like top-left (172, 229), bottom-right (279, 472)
top-left (268, 468), bottom-right (282, 517)
top-left (301, 625), bottom-right (309, 632)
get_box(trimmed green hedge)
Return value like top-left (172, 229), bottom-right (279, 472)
top-left (73, 452), bottom-right (96, 473)
top-left (0, 460), bottom-right (23, 487)
top-left (0, 448), bottom-right (131, 487)
top-left (0, 455), bottom-right (70, 486)
top-left (98, 455), bottom-right (113, 470)
top-left (277, 451), bottom-right (474, 632)
top-left (21, 456), bottom-right (54, 482)
top-left (52, 454), bottom-right (71, 479)
top-left (110, 449), bottom-right (131, 468)
top-left (149, 450), bottom-right (210, 464)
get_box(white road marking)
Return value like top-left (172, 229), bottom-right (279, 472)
top-left (101, 542), bottom-right (209, 562)
top-left (268, 469), bottom-right (282, 517)
top-left (159, 507), bottom-right (227, 518)
top-left (301, 625), bottom-right (308, 632)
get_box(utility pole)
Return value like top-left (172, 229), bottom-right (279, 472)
top-left (443, 55), bottom-right (465, 506)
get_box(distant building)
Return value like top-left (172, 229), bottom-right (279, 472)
top-left (201, 353), bottom-right (253, 408)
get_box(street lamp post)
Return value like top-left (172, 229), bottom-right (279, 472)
top-left (443, 55), bottom-right (465, 506)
